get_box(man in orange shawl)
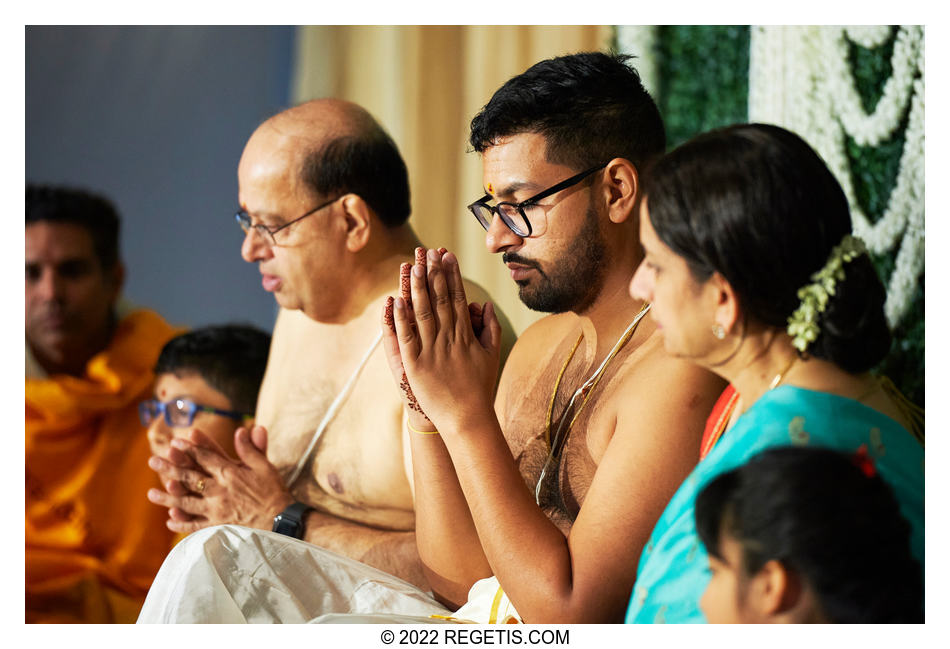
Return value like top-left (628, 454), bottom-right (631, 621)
top-left (25, 185), bottom-right (178, 623)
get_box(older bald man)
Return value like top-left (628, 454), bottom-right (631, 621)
top-left (146, 99), bottom-right (514, 589)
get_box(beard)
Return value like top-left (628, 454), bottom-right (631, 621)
top-left (505, 201), bottom-right (608, 314)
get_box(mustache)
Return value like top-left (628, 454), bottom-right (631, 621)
top-left (30, 302), bottom-right (67, 318)
top-left (28, 306), bottom-right (72, 330)
top-left (502, 252), bottom-right (541, 271)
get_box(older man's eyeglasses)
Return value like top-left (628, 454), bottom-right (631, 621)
top-left (235, 195), bottom-right (341, 247)
top-left (138, 398), bottom-right (250, 428)
top-left (467, 163), bottom-right (607, 238)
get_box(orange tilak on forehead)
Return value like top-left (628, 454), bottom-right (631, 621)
top-left (487, 181), bottom-right (494, 194)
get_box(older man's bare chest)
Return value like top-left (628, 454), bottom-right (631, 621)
top-left (255, 309), bottom-right (414, 530)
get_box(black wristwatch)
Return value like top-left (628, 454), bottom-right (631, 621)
top-left (272, 502), bottom-right (313, 539)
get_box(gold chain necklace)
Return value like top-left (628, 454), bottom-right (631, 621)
top-left (703, 353), bottom-right (800, 460)
top-left (767, 354), bottom-right (798, 390)
top-left (536, 302), bottom-right (651, 505)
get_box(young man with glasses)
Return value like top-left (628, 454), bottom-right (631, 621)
top-left (381, 52), bottom-right (727, 622)
top-left (141, 53), bottom-right (725, 625)
top-left (142, 98), bottom-right (515, 600)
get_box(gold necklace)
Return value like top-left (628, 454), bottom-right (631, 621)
top-left (536, 302), bottom-right (651, 505)
top-left (767, 354), bottom-right (798, 390)
top-left (720, 353), bottom-right (800, 448)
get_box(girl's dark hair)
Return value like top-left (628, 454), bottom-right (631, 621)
top-left (643, 123), bottom-right (890, 373)
top-left (154, 324), bottom-right (271, 415)
top-left (695, 446), bottom-right (923, 623)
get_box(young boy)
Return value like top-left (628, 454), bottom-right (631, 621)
top-left (141, 324), bottom-right (270, 463)
top-left (694, 446), bottom-right (923, 624)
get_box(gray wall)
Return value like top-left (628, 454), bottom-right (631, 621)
top-left (26, 26), bottom-right (296, 333)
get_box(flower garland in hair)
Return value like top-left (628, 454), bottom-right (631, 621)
top-left (787, 235), bottom-right (868, 352)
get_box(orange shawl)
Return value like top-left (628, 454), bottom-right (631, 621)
top-left (26, 310), bottom-right (180, 623)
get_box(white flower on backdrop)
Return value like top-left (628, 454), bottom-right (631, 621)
top-left (618, 25), bottom-right (924, 328)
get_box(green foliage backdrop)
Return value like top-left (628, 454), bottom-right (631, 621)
top-left (623, 25), bottom-right (923, 406)
top-left (653, 25), bottom-right (750, 148)
top-left (848, 31), bottom-right (924, 407)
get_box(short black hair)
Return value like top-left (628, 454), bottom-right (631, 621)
top-left (300, 120), bottom-right (411, 227)
top-left (154, 324), bottom-right (272, 415)
top-left (26, 184), bottom-right (121, 270)
top-left (695, 446), bottom-right (923, 623)
top-left (469, 51), bottom-right (666, 171)
top-left (644, 123), bottom-right (891, 373)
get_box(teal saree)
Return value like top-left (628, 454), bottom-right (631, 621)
top-left (625, 385), bottom-right (924, 623)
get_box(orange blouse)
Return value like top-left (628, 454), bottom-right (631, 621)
top-left (699, 384), bottom-right (738, 461)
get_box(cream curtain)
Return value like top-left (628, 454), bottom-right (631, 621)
top-left (292, 26), bottom-right (613, 335)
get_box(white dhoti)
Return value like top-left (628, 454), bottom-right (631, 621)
top-left (137, 525), bottom-right (520, 624)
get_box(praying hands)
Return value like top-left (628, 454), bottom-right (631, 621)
top-left (381, 247), bottom-right (502, 437)
top-left (146, 425), bottom-right (294, 534)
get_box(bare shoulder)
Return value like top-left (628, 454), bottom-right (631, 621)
top-left (500, 312), bottom-right (577, 382)
top-left (623, 331), bottom-right (724, 412)
top-left (610, 331), bottom-right (726, 451)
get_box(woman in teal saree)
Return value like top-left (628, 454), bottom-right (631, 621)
top-left (624, 124), bottom-right (923, 623)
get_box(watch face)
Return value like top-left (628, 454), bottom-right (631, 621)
top-left (273, 515), bottom-right (302, 539)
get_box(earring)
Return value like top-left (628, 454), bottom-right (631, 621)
top-left (712, 323), bottom-right (726, 340)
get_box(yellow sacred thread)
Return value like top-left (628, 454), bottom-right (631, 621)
top-left (544, 302), bottom-right (651, 446)
top-left (406, 418), bottom-right (439, 435)
top-left (488, 585), bottom-right (506, 624)
top-left (544, 334), bottom-right (584, 446)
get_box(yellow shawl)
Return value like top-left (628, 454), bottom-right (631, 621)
top-left (26, 310), bottom-right (180, 623)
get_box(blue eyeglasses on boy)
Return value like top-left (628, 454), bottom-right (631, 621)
top-left (138, 398), bottom-right (251, 428)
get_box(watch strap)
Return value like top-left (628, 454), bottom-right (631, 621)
top-left (272, 501), bottom-right (313, 539)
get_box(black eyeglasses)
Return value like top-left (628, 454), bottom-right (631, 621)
top-left (467, 163), bottom-right (607, 237)
top-left (235, 195), bottom-right (341, 247)
top-left (138, 398), bottom-right (250, 428)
